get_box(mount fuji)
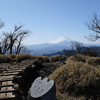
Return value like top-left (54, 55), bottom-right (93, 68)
top-left (48, 36), bottom-right (72, 44)
top-left (25, 36), bottom-right (99, 55)
top-left (26, 36), bottom-right (72, 55)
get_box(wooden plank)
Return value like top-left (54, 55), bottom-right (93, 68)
top-left (4, 76), bottom-right (15, 79)
top-left (7, 86), bottom-right (15, 99)
top-left (3, 70), bottom-right (22, 73)
top-left (0, 89), bottom-right (14, 93)
top-left (0, 76), bottom-right (6, 81)
top-left (0, 72), bottom-right (18, 76)
top-left (7, 92), bottom-right (15, 98)
top-left (0, 93), bottom-right (6, 99)
top-left (12, 68), bottom-right (25, 70)
top-left (0, 78), bottom-right (13, 82)
top-left (0, 95), bottom-right (15, 100)
top-left (0, 83), bottom-right (14, 88)
top-left (0, 82), bottom-right (14, 93)
top-left (0, 82), bottom-right (15, 99)
top-left (13, 66), bottom-right (26, 68)
top-left (0, 82), bottom-right (6, 99)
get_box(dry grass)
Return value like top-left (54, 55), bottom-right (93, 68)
top-left (67, 54), bottom-right (89, 63)
top-left (50, 55), bottom-right (67, 63)
top-left (49, 60), bottom-right (100, 100)
top-left (36, 55), bottom-right (50, 62)
top-left (86, 57), bottom-right (100, 66)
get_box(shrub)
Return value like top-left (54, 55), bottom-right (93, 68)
top-left (31, 55), bottom-right (37, 59)
top-left (62, 55), bottom-right (67, 61)
top-left (49, 62), bottom-right (100, 99)
top-left (0, 55), bottom-right (6, 63)
top-left (8, 54), bottom-right (17, 62)
top-left (36, 55), bottom-right (44, 62)
top-left (0, 55), bottom-right (11, 63)
top-left (50, 55), bottom-right (60, 62)
top-left (68, 54), bottom-right (87, 63)
top-left (86, 57), bottom-right (100, 66)
top-left (16, 54), bottom-right (32, 63)
top-left (5, 56), bottom-right (11, 63)
top-left (42, 56), bottom-right (50, 62)
top-left (35, 56), bottom-right (50, 62)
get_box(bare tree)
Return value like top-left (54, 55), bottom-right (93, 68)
top-left (85, 12), bottom-right (100, 41)
top-left (0, 19), bottom-right (4, 29)
top-left (71, 41), bottom-right (83, 54)
top-left (0, 24), bottom-right (31, 54)
top-left (82, 46), bottom-right (100, 57)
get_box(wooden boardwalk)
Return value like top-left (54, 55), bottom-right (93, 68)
top-left (0, 59), bottom-right (36, 100)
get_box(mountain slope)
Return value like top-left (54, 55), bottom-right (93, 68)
top-left (25, 36), bottom-right (72, 55)
top-left (25, 36), bottom-right (100, 55)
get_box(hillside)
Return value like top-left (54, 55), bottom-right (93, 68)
top-left (1, 54), bottom-right (100, 100)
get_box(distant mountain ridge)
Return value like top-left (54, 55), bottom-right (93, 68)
top-left (25, 36), bottom-right (100, 55)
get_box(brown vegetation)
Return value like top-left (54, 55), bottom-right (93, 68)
top-left (49, 54), bottom-right (100, 100)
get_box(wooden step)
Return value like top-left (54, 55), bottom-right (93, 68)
top-left (3, 70), bottom-right (22, 73)
top-left (0, 89), bottom-right (15, 93)
top-left (0, 78), bottom-right (13, 82)
top-left (0, 83), bottom-right (14, 88)
top-left (13, 66), bottom-right (26, 68)
top-left (0, 94), bottom-right (15, 100)
top-left (12, 68), bottom-right (25, 70)
top-left (0, 76), bottom-right (14, 82)
top-left (0, 76), bottom-right (6, 81)
top-left (0, 73), bottom-right (18, 76)
top-left (0, 82), bottom-right (15, 100)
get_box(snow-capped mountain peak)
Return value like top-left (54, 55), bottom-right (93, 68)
top-left (48, 36), bottom-right (72, 44)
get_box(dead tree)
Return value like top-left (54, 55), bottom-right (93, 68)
top-left (0, 25), bottom-right (30, 54)
top-left (85, 12), bottom-right (100, 41)
top-left (83, 46), bottom-right (100, 57)
top-left (71, 41), bottom-right (83, 54)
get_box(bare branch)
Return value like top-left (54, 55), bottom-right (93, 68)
top-left (0, 20), bottom-right (4, 29)
top-left (71, 41), bottom-right (83, 54)
top-left (85, 12), bottom-right (100, 42)
top-left (0, 24), bottom-right (31, 54)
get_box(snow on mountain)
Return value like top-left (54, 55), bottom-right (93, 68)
top-left (48, 36), bottom-right (72, 44)
top-left (25, 36), bottom-right (73, 55)
top-left (26, 36), bottom-right (100, 55)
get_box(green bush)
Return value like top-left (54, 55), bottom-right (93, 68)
top-left (49, 62), bottom-right (100, 99)
top-left (86, 57), bottom-right (100, 66)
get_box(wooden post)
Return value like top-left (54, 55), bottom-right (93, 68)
top-left (60, 52), bottom-right (62, 63)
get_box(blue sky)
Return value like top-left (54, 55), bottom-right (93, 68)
top-left (0, 0), bottom-right (100, 45)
